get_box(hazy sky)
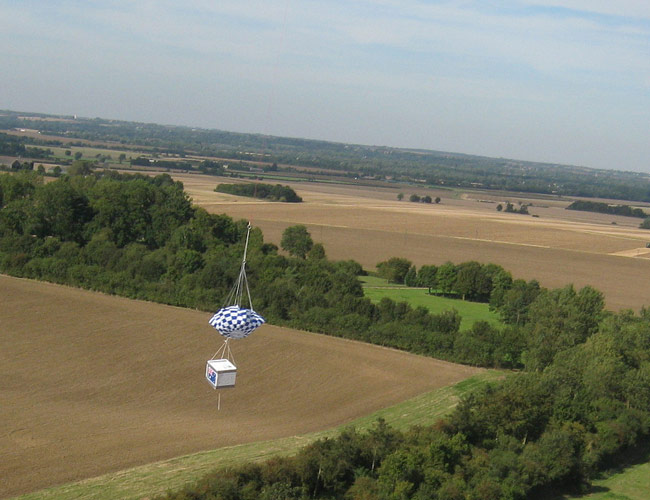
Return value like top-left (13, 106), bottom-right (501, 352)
top-left (2, 1), bottom-right (649, 172)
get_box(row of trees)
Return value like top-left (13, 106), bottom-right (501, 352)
top-left (376, 257), bottom-right (537, 317)
top-left (497, 201), bottom-right (530, 214)
top-left (215, 182), bottom-right (302, 202)
top-left (567, 200), bottom-right (647, 218)
top-left (397, 193), bottom-right (441, 204)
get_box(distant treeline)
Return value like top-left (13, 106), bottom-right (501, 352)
top-left (567, 200), bottom-right (648, 218)
top-left (4, 111), bottom-right (650, 203)
top-left (215, 182), bottom-right (302, 202)
top-left (130, 156), bottom-right (194, 171)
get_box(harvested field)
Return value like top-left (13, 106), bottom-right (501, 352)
top-left (0, 275), bottom-right (479, 498)
top-left (172, 173), bottom-right (650, 311)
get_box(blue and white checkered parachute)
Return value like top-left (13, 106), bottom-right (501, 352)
top-left (209, 305), bottom-right (265, 340)
top-left (208, 222), bottom-right (265, 343)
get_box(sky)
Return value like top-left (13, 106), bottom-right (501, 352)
top-left (1, 0), bottom-right (649, 172)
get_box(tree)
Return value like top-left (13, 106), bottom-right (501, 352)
top-left (640, 218), bottom-right (650, 229)
top-left (67, 160), bottom-right (94, 176)
top-left (417, 265), bottom-right (438, 293)
top-left (29, 179), bottom-right (94, 244)
top-left (496, 204), bottom-right (503, 212)
top-left (422, 195), bottom-right (432, 203)
top-left (74, 151), bottom-right (83, 160)
top-left (409, 194), bottom-right (420, 202)
top-left (397, 193), bottom-right (404, 201)
top-left (118, 153), bottom-right (126, 164)
top-left (524, 285), bottom-right (604, 371)
top-left (404, 265), bottom-right (418, 286)
top-left (281, 224), bottom-right (313, 258)
top-left (497, 279), bottom-right (540, 325)
top-left (453, 261), bottom-right (490, 301)
top-left (376, 257), bottom-right (412, 284)
top-left (435, 197), bottom-right (441, 204)
top-left (307, 242), bottom-right (326, 260)
top-left (436, 262), bottom-right (457, 295)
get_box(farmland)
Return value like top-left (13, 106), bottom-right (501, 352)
top-left (174, 173), bottom-right (650, 312)
top-left (0, 274), bottom-right (480, 498)
top-left (4, 118), bottom-right (650, 497)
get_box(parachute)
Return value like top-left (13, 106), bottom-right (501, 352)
top-left (206, 222), bottom-right (265, 396)
top-left (209, 306), bottom-right (265, 340)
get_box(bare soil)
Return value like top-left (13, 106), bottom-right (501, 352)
top-left (0, 275), bottom-right (478, 498)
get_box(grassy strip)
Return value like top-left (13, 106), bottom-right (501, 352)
top-left (13, 371), bottom-right (505, 500)
top-left (362, 285), bottom-right (501, 330)
top-left (359, 275), bottom-right (407, 288)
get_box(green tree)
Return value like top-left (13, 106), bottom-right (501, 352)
top-left (453, 261), bottom-right (490, 301)
top-left (67, 160), bottom-right (94, 176)
top-left (377, 257), bottom-right (412, 284)
top-left (397, 193), bottom-right (404, 201)
top-left (417, 265), bottom-right (438, 292)
top-left (307, 242), bottom-right (326, 260)
top-left (524, 285), bottom-right (604, 371)
top-left (281, 224), bottom-right (313, 258)
top-left (404, 265), bottom-right (418, 286)
top-left (497, 279), bottom-right (540, 325)
top-left (29, 178), bottom-right (94, 244)
top-left (436, 262), bottom-right (457, 295)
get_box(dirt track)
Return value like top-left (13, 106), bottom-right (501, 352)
top-left (176, 174), bottom-right (650, 311)
top-left (0, 275), bottom-right (478, 498)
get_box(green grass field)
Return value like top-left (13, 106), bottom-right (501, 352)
top-left (13, 371), bottom-right (505, 500)
top-left (360, 277), bottom-right (501, 330)
top-left (556, 455), bottom-right (650, 500)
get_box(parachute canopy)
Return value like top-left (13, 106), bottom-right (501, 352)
top-left (209, 305), bottom-right (265, 340)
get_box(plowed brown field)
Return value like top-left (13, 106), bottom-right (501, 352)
top-left (0, 275), bottom-right (478, 498)
top-left (175, 173), bottom-right (650, 311)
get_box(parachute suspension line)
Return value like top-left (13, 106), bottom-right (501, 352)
top-left (212, 337), bottom-right (236, 365)
top-left (222, 222), bottom-right (255, 311)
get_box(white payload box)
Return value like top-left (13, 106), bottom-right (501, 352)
top-left (206, 359), bottom-right (237, 389)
